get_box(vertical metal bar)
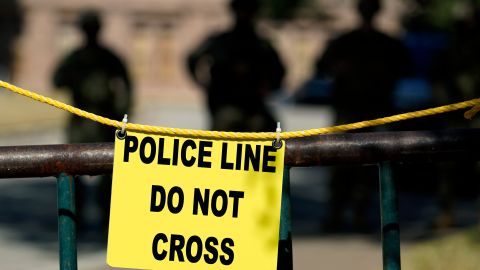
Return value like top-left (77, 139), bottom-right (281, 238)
top-left (277, 166), bottom-right (293, 270)
top-left (379, 162), bottom-right (401, 270)
top-left (57, 173), bottom-right (78, 270)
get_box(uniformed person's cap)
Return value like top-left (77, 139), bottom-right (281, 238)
top-left (77, 10), bottom-right (101, 34)
top-left (357, 0), bottom-right (381, 20)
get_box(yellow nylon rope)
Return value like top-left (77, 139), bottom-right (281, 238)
top-left (1, 80), bottom-right (479, 140)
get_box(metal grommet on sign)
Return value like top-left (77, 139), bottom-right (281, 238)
top-left (272, 139), bottom-right (283, 149)
top-left (116, 114), bottom-right (128, 140)
top-left (272, 122), bottom-right (283, 150)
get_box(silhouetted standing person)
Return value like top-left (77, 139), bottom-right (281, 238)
top-left (317, 0), bottom-right (412, 123)
top-left (315, 0), bottom-right (412, 231)
top-left (53, 11), bottom-right (132, 232)
top-left (187, 0), bottom-right (285, 132)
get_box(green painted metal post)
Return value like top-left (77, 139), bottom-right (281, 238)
top-left (379, 163), bottom-right (401, 270)
top-left (57, 173), bottom-right (78, 270)
top-left (277, 166), bottom-right (293, 270)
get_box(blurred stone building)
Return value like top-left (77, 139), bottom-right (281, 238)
top-left (12, 0), bottom-right (405, 102)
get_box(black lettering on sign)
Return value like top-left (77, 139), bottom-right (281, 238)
top-left (221, 143), bottom-right (234, 170)
top-left (235, 144), bottom-right (243, 171)
top-left (150, 185), bottom-right (184, 214)
top-left (123, 136), bottom-right (276, 172)
top-left (229, 191), bottom-right (244, 218)
top-left (151, 233), bottom-right (234, 265)
top-left (172, 138), bottom-right (179, 166)
top-left (186, 235), bottom-right (203, 263)
top-left (211, 190), bottom-right (228, 217)
top-left (244, 144), bottom-right (261, 171)
top-left (140, 136), bottom-right (156, 164)
top-left (170, 234), bottom-right (185, 262)
top-left (181, 139), bottom-right (197, 167)
top-left (123, 136), bottom-right (216, 168)
top-left (150, 185), bottom-right (167, 212)
top-left (220, 238), bottom-right (235, 266)
top-left (152, 233), bottom-right (168, 260)
top-left (193, 188), bottom-right (209, 216)
top-left (204, 237), bottom-right (219, 264)
top-left (262, 145), bottom-right (276, 173)
top-left (123, 135), bottom-right (138, 162)
top-left (220, 142), bottom-right (277, 172)
top-left (198, 141), bottom-right (212, 168)
top-left (157, 138), bottom-right (171, 165)
top-left (192, 188), bottom-right (245, 218)
top-left (167, 186), bottom-right (184, 214)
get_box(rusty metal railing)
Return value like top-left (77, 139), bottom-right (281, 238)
top-left (1, 129), bottom-right (480, 270)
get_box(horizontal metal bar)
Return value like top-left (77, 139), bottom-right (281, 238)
top-left (285, 129), bottom-right (480, 166)
top-left (0, 143), bottom-right (113, 178)
top-left (1, 129), bottom-right (480, 178)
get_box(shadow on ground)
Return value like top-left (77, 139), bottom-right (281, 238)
top-left (290, 165), bottom-right (479, 242)
top-left (0, 178), bottom-right (107, 250)
top-left (0, 164), bottom-right (477, 249)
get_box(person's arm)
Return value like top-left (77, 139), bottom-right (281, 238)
top-left (265, 44), bottom-right (285, 93)
top-left (186, 37), bottom-right (214, 88)
top-left (109, 52), bottom-right (134, 116)
top-left (53, 53), bottom-right (77, 89)
top-left (118, 58), bottom-right (133, 114)
top-left (315, 41), bottom-right (336, 78)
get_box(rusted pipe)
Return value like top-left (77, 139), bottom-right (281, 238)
top-left (285, 129), bottom-right (480, 166)
top-left (0, 143), bottom-right (113, 178)
top-left (1, 129), bottom-right (480, 178)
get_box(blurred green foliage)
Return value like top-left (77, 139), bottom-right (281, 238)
top-left (404, 227), bottom-right (480, 270)
top-left (424, 0), bottom-right (456, 30)
top-left (418, 0), bottom-right (480, 30)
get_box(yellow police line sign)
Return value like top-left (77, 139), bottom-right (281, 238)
top-left (107, 131), bottom-right (285, 269)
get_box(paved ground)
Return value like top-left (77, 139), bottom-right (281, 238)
top-left (0, 96), bottom-right (478, 269)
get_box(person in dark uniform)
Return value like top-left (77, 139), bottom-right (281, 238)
top-left (316, 0), bottom-right (412, 124)
top-left (315, 0), bottom-right (412, 231)
top-left (53, 10), bottom-right (132, 232)
top-left (187, 0), bottom-right (285, 132)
